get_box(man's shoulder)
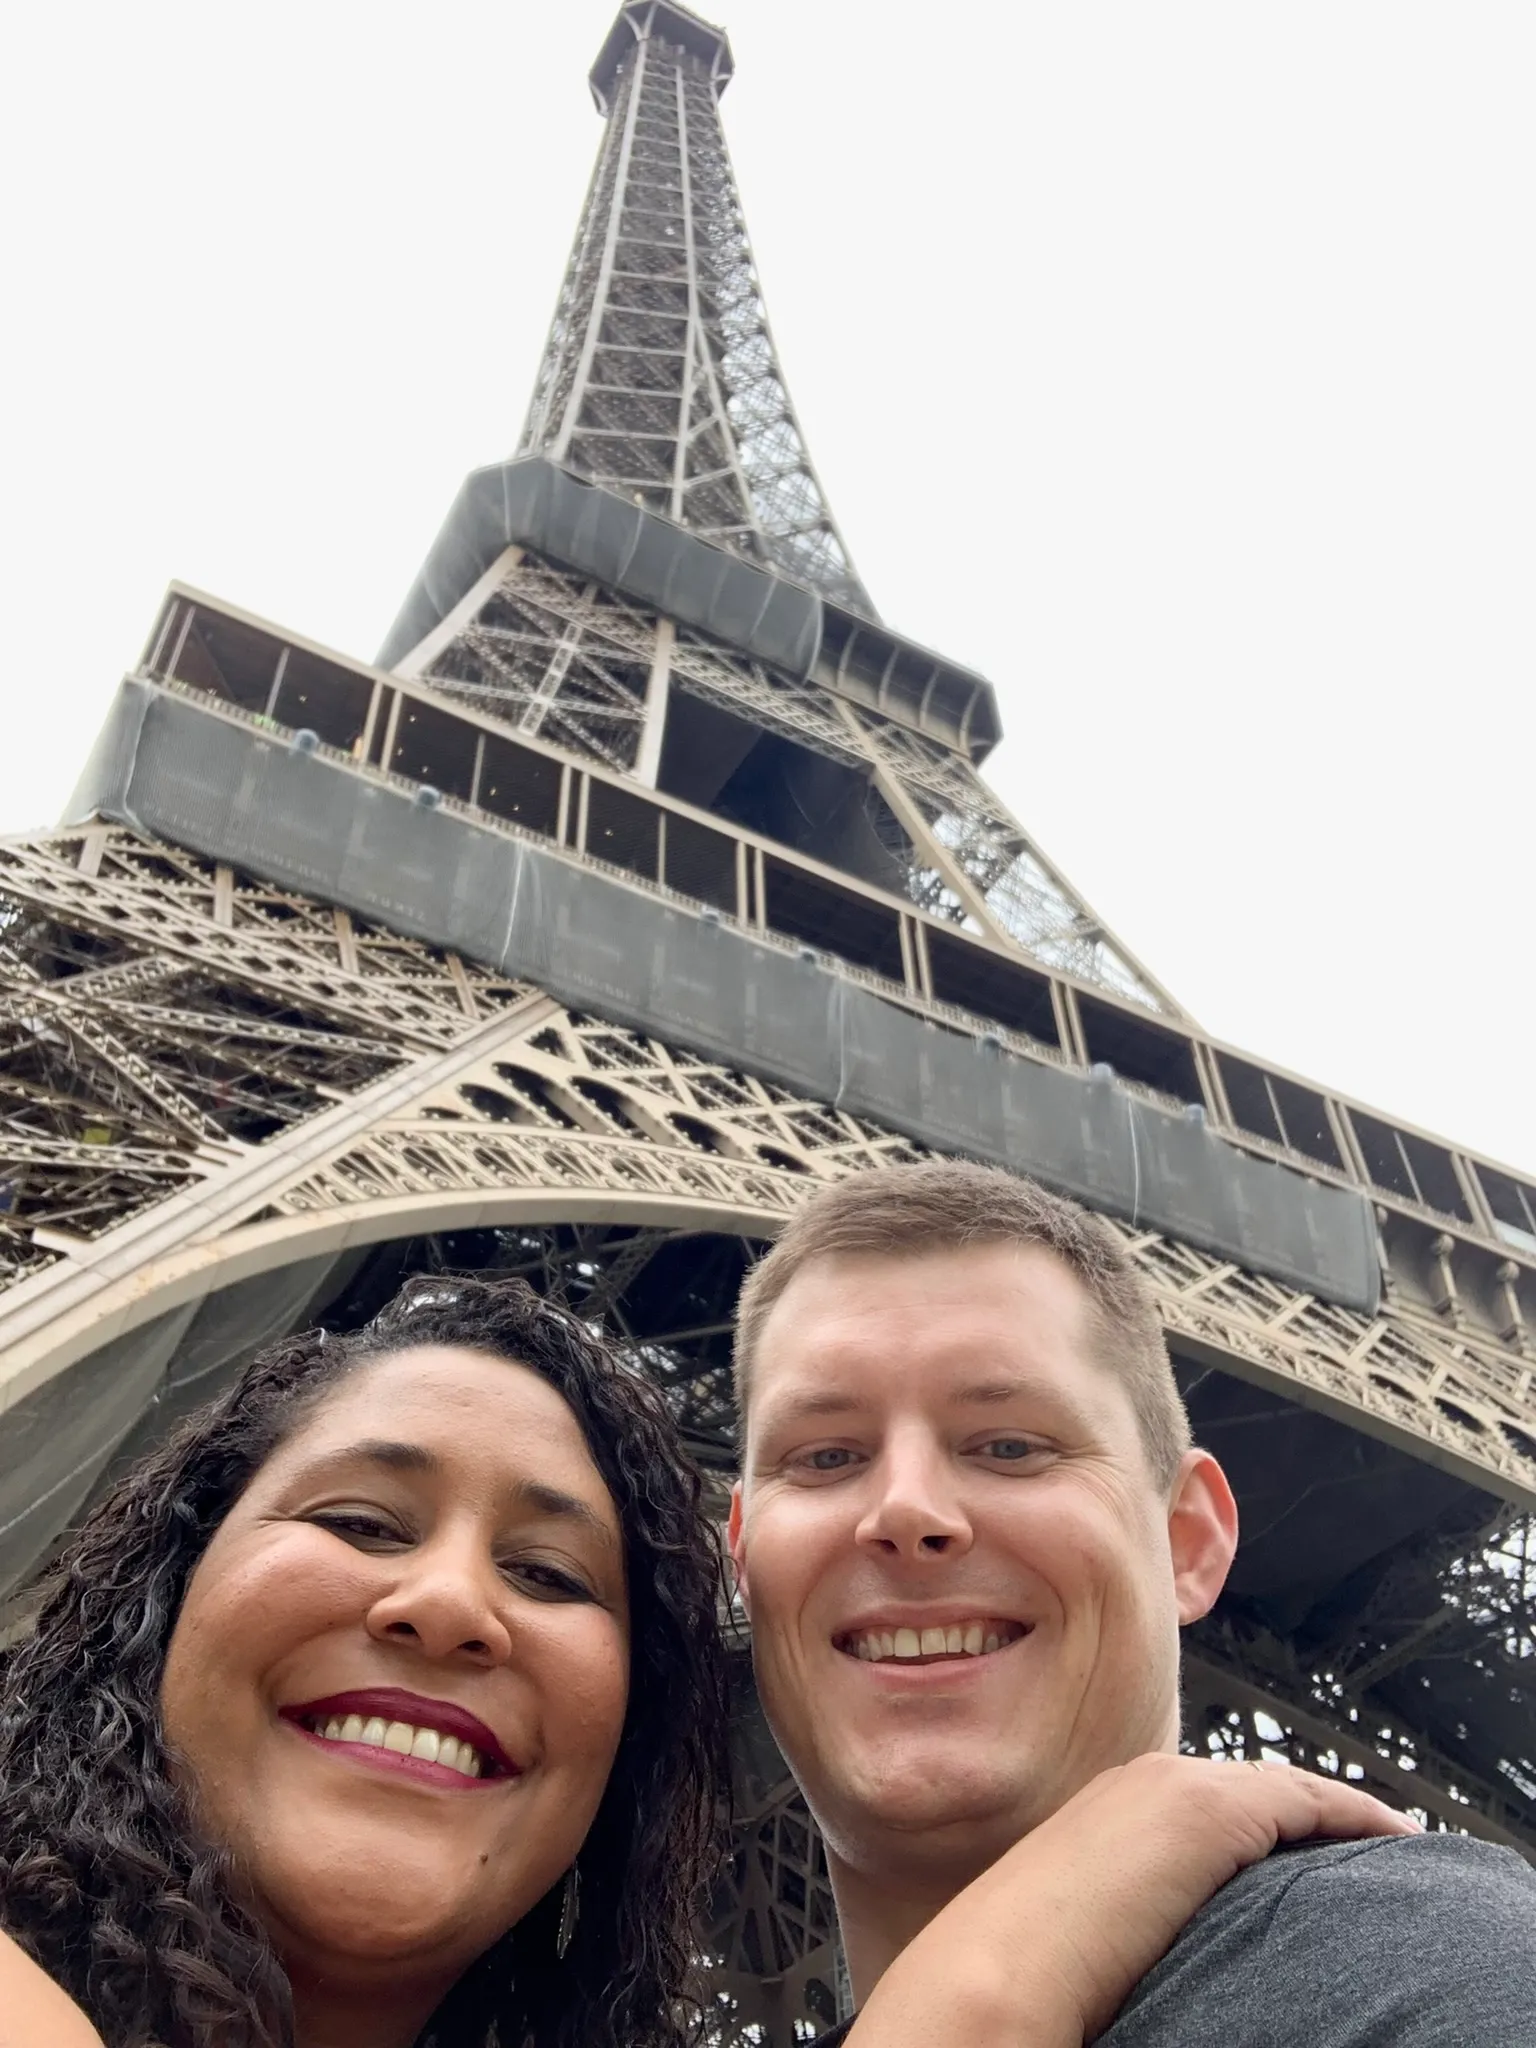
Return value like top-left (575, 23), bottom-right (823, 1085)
top-left (816, 1836), bottom-right (1536, 2048)
top-left (1106, 1831), bottom-right (1536, 2047)
top-left (1191, 1827), bottom-right (1536, 1936)
top-left (1209, 1826), bottom-right (1535, 1910)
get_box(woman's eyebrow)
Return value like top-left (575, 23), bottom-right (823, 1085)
top-left (343, 1438), bottom-right (437, 1473)
top-left (512, 1479), bottom-right (618, 1550)
top-left (322, 1445), bottom-right (615, 1547)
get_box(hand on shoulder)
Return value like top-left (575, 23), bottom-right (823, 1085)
top-left (0, 1929), bottom-right (103, 2048)
top-left (845, 1754), bottom-right (1417, 2047)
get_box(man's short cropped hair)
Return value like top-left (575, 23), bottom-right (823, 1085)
top-left (734, 1159), bottom-right (1191, 1488)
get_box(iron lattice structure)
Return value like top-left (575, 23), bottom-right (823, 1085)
top-left (2, 7), bottom-right (1534, 2040)
top-left (407, 534), bottom-right (1177, 1010)
top-left (522, 3), bottom-right (869, 611)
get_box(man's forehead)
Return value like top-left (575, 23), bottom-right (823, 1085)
top-left (760, 1239), bottom-right (1091, 1330)
top-left (750, 1241), bottom-right (1102, 1402)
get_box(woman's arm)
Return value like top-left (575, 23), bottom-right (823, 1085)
top-left (0, 1930), bottom-right (103, 2048)
top-left (845, 1754), bottom-right (1418, 2047)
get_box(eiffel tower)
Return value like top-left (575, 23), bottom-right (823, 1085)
top-left (2, 3), bottom-right (1532, 2037)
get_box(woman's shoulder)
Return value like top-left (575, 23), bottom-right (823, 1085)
top-left (0, 1928), bottom-right (104, 2047)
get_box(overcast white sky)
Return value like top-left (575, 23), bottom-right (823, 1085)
top-left (2, 2), bottom-right (1532, 1173)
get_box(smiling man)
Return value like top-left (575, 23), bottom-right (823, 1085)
top-left (727, 1161), bottom-right (1536, 2045)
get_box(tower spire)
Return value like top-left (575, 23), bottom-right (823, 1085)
top-left (520, 3), bottom-right (874, 614)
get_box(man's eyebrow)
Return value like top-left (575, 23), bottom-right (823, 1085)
top-left (757, 1388), bottom-right (871, 1428)
top-left (952, 1378), bottom-right (1043, 1406)
top-left (758, 1379), bottom-right (1051, 1429)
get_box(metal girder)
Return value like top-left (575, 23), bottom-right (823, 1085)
top-left (426, 559), bottom-right (656, 774)
top-left (417, 548), bottom-right (1180, 1016)
top-left (0, 832), bottom-right (525, 1047)
top-left (1184, 1621), bottom-right (1536, 1860)
top-left (849, 708), bottom-right (1180, 1012)
top-left (703, 1773), bottom-right (840, 2046)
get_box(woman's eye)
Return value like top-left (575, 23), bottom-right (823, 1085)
top-left (311, 1510), bottom-right (406, 1546)
top-left (506, 1559), bottom-right (595, 1602)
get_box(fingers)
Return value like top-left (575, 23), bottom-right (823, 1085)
top-left (1242, 1760), bottom-right (1420, 1842)
top-left (1093, 1753), bottom-right (1419, 1859)
top-left (1164, 1755), bottom-right (1418, 1850)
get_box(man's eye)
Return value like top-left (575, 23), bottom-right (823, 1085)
top-left (979, 1438), bottom-right (1038, 1462)
top-left (802, 1446), bottom-right (858, 1472)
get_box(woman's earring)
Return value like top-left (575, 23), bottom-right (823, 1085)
top-left (557, 1862), bottom-right (581, 1960)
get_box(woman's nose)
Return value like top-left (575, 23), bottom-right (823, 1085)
top-left (365, 1544), bottom-right (513, 1664)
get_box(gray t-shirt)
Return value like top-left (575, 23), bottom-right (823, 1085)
top-left (816, 1834), bottom-right (1536, 2046)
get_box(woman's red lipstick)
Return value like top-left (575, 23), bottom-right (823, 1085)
top-left (280, 1688), bottom-right (517, 1777)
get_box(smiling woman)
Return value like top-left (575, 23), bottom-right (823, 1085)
top-left (0, 1276), bottom-right (728, 2048)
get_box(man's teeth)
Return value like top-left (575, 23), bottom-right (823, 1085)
top-left (846, 1622), bottom-right (1025, 1662)
top-left (307, 1713), bottom-right (485, 1777)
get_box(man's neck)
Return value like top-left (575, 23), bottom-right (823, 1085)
top-left (828, 1845), bottom-right (985, 2004)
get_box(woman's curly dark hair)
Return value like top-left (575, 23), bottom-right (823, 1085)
top-left (0, 1273), bottom-right (730, 2048)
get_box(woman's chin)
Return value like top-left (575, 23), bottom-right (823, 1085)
top-left (255, 1843), bottom-right (526, 1973)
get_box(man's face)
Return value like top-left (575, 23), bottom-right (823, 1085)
top-left (730, 1243), bottom-right (1226, 1884)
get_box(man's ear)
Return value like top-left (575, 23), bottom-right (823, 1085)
top-left (1167, 1450), bottom-right (1238, 1625)
top-left (727, 1480), bottom-right (751, 1617)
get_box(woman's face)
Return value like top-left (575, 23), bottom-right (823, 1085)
top-left (160, 1343), bottom-right (629, 2003)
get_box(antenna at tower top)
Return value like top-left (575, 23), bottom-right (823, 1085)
top-left (590, 1), bottom-right (734, 112)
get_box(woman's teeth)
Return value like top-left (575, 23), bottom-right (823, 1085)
top-left (845, 1621), bottom-right (1026, 1662)
top-left (306, 1713), bottom-right (486, 1777)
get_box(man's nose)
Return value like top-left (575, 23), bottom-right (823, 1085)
top-left (365, 1540), bottom-right (514, 1665)
top-left (854, 1436), bottom-right (973, 1561)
